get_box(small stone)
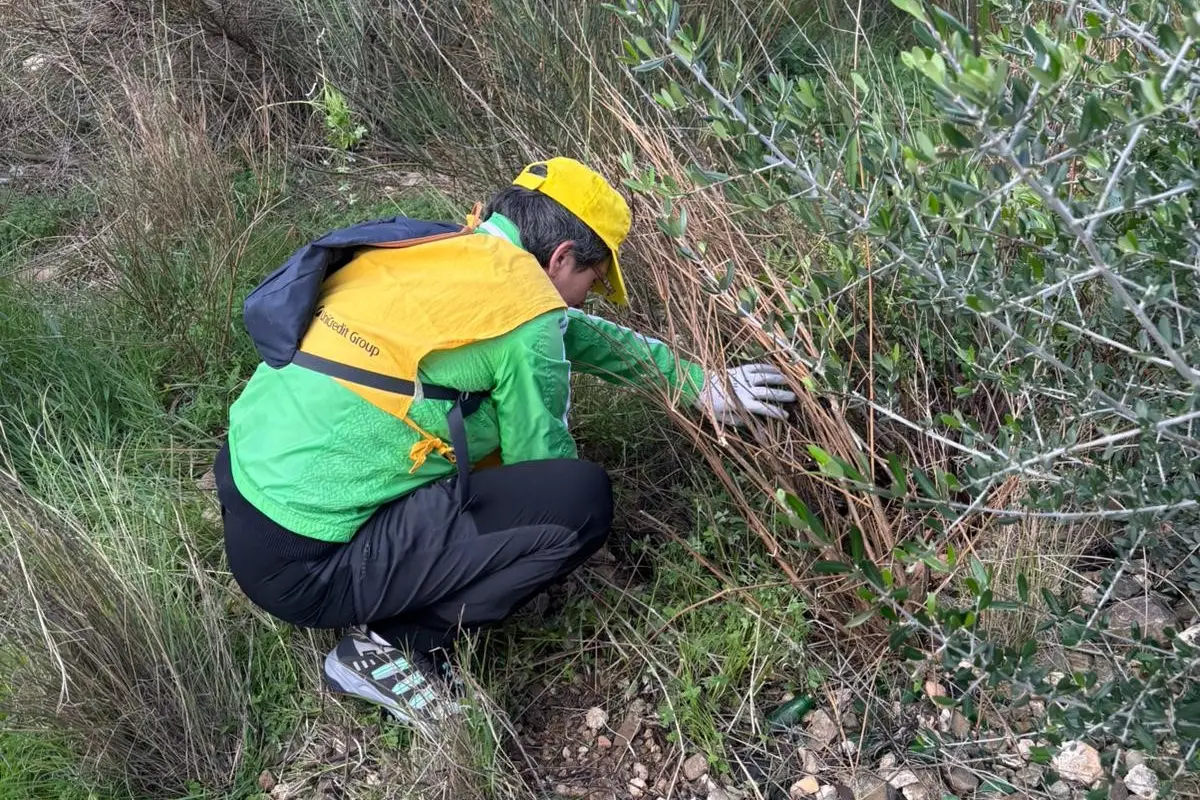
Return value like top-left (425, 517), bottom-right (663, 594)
top-left (902, 784), bottom-right (931, 800)
top-left (1125, 751), bottom-right (1147, 769)
top-left (577, 745), bottom-right (589, 756)
top-left (879, 753), bottom-right (898, 772)
top-left (923, 680), bottom-right (947, 699)
top-left (1017, 739), bottom-right (1035, 762)
top-left (1052, 740), bottom-right (1103, 786)
top-left (562, 746), bottom-right (572, 759)
top-left (706, 779), bottom-right (732, 800)
top-left (257, 771), bottom-right (276, 792)
top-left (1047, 780), bottom-right (1072, 800)
top-left (195, 469), bottom-right (217, 492)
top-left (585, 707), bottom-right (609, 730)
top-left (683, 753), bottom-right (709, 781)
top-left (628, 784), bottom-right (643, 798)
top-left (888, 770), bottom-right (919, 790)
top-left (816, 787), bottom-right (838, 800)
top-left (840, 739), bottom-right (858, 756)
top-left (943, 766), bottom-right (979, 795)
top-left (850, 773), bottom-right (890, 800)
top-left (997, 745), bottom-right (1025, 770)
top-left (700, 777), bottom-right (729, 800)
top-left (634, 763), bottom-right (649, 781)
top-left (597, 735), bottom-right (612, 749)
top-left (1014, 764), bottom-right (1045, 787)
top-left (949, 711), bottom-right (970, 738)
top-left (555, 785), bottom-right (570, 797)
top-left (832, 688), bottom-right (854, 712)
top-left (790, 776), bottom-right (821, 798)
top-left (799, 747), bottom-right (822, 775)
top-left (1178, 623), bottom-right (1200, 647)
top-left (1107, 596), bottom-right (1175, 640)
top-left (269, 784), bottom-right (291, 800)
top-left (1123, 764), bottom-right (1158, 798)
top-left (805, 710), bottom-right (840, 746)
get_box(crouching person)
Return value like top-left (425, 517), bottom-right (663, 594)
top-left (214, 158), bottom-right (795, 724)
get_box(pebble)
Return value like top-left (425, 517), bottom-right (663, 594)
top-left (597, 735), bottom-right (612, 749)
top-left (555, 784), bottom-right (570, 796)
top-left (902, 783), bottom-right (932, 800)
top-left (1047, 781), bottom-right (1072, 800)
top-left (1124, 764), bottom-right (1158, 799)
top-left (257, 771), bottom-right (276, 792)
top-left (1014, 764), bottom-right (1045, 787)
top-left (840, 739), bottom-right (858, 756)
top-left (585, 706), bottom-right (608, 730)
top-left (269, 784), bottom-right (291, 800)
top-left (879, 752), bottom-right (898, 771)
top-left (1125, 750), bottom-right (1147, 768)
top-left (923, 680), bottom-right (947, 698)
top-left (943, 765), bottom-right (979, 794)
top-left (577, 745), bottom-right (588, 756)
top-left (789, 776), bottom-right (820, 797)
top-left (888, 769), bottom-right (920, 790)
top-left (561, 746), bottom-right (572, 760)
top-left (1052, 740), bottom-right (1103, 786)
top-left (1108, 596), bottom-right (1175, 640)
top-left (633, 763), bottom-right (649, 781)
top-left (799, 747), bottom-right (821, 775)
top-left (628, 776), bottom-right (647, 797)
top-left (805, 709), bottom-right (840, 746)
top-left (816, 787), bottom-right (838, 800)
top-left (706, 783), bottom-right (733, 800)
top-left (683, 753), bottom-right (709, 781)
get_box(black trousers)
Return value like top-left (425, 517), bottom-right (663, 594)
top-left (214, 443), bottom-right (612, 653)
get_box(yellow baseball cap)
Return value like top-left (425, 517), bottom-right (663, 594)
top-left (513, 157), bottom-right (631, 306)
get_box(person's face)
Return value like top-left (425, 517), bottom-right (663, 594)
top-left (546, 241), bottom-right (612, 309)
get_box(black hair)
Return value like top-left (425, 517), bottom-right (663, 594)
top-left (481, 167), bottom-right (610, 271)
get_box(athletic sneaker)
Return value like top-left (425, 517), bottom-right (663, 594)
top-left (322, 628), bottom-right (458, 724)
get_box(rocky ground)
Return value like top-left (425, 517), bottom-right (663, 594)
top-left (500, 677), bottom-right (1181, 800)
top-left (206, 490), bottom-right (1193, 800)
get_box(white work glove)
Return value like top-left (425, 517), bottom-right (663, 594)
top-left (698, 363), bottom-right (796, 426)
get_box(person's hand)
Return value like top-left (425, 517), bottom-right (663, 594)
top-left (698, 363), bottom-right (796, 426)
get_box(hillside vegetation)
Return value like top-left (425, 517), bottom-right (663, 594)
top-left (1, 1), bottom-right (1197, 799)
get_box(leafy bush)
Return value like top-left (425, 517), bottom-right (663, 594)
top-left (609, 0), bottom-right (1199, 777)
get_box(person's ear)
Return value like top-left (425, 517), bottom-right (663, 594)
top-left (546, 241), bottom-right (577, 279)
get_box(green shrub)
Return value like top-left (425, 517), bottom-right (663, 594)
top-left (611, 0), bottom-right (1199, 779)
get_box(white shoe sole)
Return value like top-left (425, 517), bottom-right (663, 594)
top-left (323, 648), bottom-right (463, 725)
top-left (323, 648), bottom-right (420, 724)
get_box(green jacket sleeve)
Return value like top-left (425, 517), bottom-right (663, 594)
top-left (563, 308), bottom-right (706, 402)
top-left (491, 310), bottom-right (578, 464)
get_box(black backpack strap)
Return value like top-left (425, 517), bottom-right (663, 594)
top-left (290, 351), bottom-right (488, 507)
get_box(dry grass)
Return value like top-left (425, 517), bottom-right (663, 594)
top-left (4, 0), bottom-right (1195, 796)
top-left (0, 449), bottom-right (249, 796)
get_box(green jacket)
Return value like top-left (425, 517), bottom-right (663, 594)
top-left (227, 218), bottom-right (706, 542)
